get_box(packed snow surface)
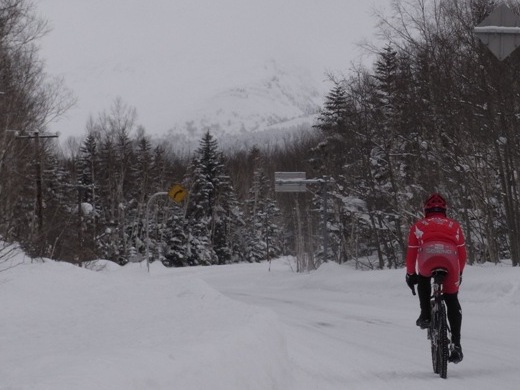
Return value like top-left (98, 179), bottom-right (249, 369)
top-left (1, 255), bottom-right (519, 389)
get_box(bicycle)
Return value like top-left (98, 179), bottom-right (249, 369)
top-left (412, 268), bottom-right (451, 379)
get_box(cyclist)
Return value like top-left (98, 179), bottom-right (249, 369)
top-left (405, 193), bottom-right (467, 364)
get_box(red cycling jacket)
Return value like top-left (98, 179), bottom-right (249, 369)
top-left (406, 212), bottom-right (467, 293)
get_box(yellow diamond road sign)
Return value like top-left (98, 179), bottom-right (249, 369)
top-left (168, 184), bottom-right (187, 203)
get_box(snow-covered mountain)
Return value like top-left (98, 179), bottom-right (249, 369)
top-left (36, 1), bottom-right (386, 147)
top-left (164, 60), bottom-right (323, 151)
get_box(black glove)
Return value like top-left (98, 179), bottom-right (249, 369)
top-left (406, 273), bottom-right (418, 292)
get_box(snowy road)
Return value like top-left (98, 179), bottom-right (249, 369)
top-left (1, 256), bottom-right (519, 389)
top-left (179, 259), bottom-right (520, 389)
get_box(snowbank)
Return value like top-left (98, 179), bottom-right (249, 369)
top-left (0, 260), bottom-right (293, 390)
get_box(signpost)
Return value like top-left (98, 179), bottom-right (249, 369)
top-left (274, 172), bottom-right (333, 262)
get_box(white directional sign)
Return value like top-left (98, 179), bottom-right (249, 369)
top-left (274, 172), bottom-right (307, 192)
top-left (474, 4), bottom-right (520, 61)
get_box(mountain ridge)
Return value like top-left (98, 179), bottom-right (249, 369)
top-left (164, 60), bottom-right (324, 151)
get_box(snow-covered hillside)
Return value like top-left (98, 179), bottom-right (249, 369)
top-left (164, 60), bottom-right (322, 150)
top-left (1, 253), bottom-right (519, 389)
top-left (169, 62), bottom-right (320, 135)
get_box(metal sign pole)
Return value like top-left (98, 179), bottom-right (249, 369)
top-left (321, 180), bottom-right (329, 262)
top-left (145, 191), bottom-right (168, 272)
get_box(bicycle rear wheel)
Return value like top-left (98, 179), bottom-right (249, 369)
top-left (430, 301), bottom-right (449, 378)
top-left (430, 302), bottom-right (440, 374)
top-left (438, 304), bottom-right (449, 378)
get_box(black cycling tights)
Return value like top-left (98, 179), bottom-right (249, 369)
top-left (417, 275), bottom-right (462, 345)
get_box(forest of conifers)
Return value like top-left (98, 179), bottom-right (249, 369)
top-left (1, 0), bottom-right (520, 269)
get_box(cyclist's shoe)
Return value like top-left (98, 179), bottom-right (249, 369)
top-left (415, 315), bottom-right (431, 329)
top-left (449, 344), bottom-right (463, 364)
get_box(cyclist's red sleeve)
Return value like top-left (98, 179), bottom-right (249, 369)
top-left (405, 222), bottom-right (420, 274)
top-left (455, 223), bottom-right (467, 274)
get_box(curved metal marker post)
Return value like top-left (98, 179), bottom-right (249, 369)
top-left (145, 184), bottom-right (187, 272)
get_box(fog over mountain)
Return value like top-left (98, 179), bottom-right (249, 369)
top-left (35, 0), bottom-right (389, 146)
top-left (165, 60), bottom-right (323, 150)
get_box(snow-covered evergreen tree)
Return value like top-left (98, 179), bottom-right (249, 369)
top-left (184, 131), bottom-right (242, 265)
top-left (370, 45), bottom-right (410, 268)
top-left (311, 80), bottom-right (350, 174)
top-left (213, 171), bottom-right (244, 264)
top-left (161, 206), bottom-right (187, 267)
top-left (78, 132), bottom-right (98, 205)
top-left (244, 149), bottom-right (281, 262)
top-left (184, 131), bottom-right (221, 265)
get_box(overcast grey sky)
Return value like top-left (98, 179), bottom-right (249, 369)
top-left (35, 0), bottom-right (390, 140)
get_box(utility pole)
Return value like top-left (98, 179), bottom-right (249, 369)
top-left (16, 130), bottom-right (59, 234)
